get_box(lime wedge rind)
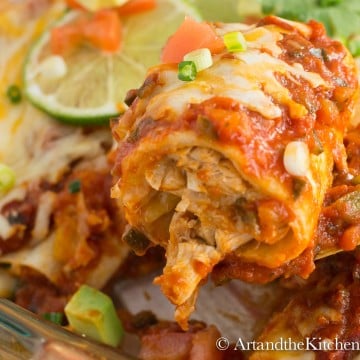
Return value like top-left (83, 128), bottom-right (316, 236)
top-left (23, 10), bottom-right (122, 124)
top-left (23, 1), bottom-right (202, 125)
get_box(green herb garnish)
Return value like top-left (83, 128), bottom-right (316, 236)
top-left (43, 312), bottom-right (64, 325)
top-left (259, 0), bottom-right (360, 57)
top-left (6, 85), bottom-right (22, 104)
top-left (178, 61), bottom-right (197, 81)
top-left (68, 179), bottom-right (81, 194)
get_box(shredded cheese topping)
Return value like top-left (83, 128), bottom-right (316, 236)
top-left (146, 22), bottom-right (330, 121)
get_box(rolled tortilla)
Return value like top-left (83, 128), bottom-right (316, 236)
top-left (112, 16), bottom-right (358, 328)
top-left (0, 0), bottom-right (128, 295)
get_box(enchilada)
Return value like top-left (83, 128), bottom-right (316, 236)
top-left (112, 16), bottom-right (358, 328)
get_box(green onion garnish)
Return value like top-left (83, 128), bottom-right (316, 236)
top-left (6, 85), bottom-right (22, 104)
top-left (68, 179), bottom-right (81, 194)
top-left (178, 60), bottom-right (197, 81)
top-left (183, 48), bottom-right (213, 72)
top-left (223, 31), bottom-right (247, 53)
top-left (0, 164), bottom-right (16, 194)
top-left (43, 312), bottom-right (64, 325)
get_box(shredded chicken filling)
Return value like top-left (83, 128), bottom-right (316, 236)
top-left (145, 147), bottom-right (291, 247)
top-left (143, 146), bottom-right (293, 328)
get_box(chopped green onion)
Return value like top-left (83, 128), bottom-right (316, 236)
top-left (43, 312), bottom-right (64, 325)
top-left (68, 179), bottom-right (81, 194)
top-left (183, 48), bottom-right (213, 72)
top-left (6, 85), bottom-right (22, 104)
top-left (178, 60), bottom-right (197, 81)
top-left (223, 31), bottom-right (247, 53)
top-left (0, 164), bottom-right (16, 194)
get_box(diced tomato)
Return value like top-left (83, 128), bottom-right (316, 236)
top-left (190, 326), bottom-right (223, 360)
top-left (161, 17), bottom-right (225, 63)
top-left (82, 10), bottom-right (122, 52)
top-left (140, 332), bottom-right (193, 360)
top-left (117, 0), bottom-right (156, 16)
top-left (51, 10), bottom-right (122, 55)
top-left (339, 225), bottom-right (360, 251)
top-left (65, 0), bottom-right (84, 10)
top-left (51, 22), bottom-right (84, 55)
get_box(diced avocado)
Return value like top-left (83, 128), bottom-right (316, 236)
top-left (64, 285), bottom-right (124, 347)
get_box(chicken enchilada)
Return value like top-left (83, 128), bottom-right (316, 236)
top-left (3, 0), bottom-right (360, 358)
top-left (111, 15), bottom-right (359, 328)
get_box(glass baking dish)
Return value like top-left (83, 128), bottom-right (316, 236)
top-left (0, 299), bottom-right (134, 360)
top-left (0, 275), bottom-right (282, 359)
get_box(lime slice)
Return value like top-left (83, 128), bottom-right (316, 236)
top-left (188, 0), bottom-right (261, 22)
top-left (23, 0), bottom-right (201, 125)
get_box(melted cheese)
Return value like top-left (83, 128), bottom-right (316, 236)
top-left (145, 23), bottom-right (330, 122)
top-left (112, 17), bottom-right (358, 329)
top-left (244, 25), bottom-right (284, 56)
top-left (0, 1), bottom-right (66, 160)
top-left (0, 1), bottom-right (128, 289)
top-left (0, 1), bottom-right (113, 184)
